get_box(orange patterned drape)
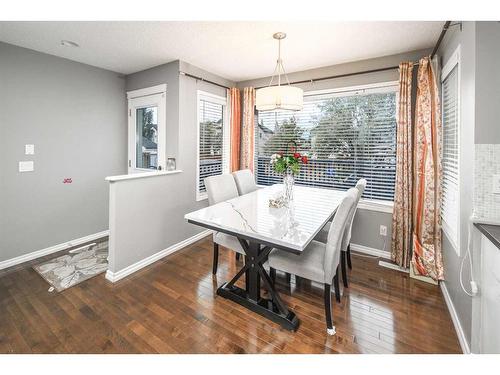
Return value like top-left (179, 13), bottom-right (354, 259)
top-left (391, 62), bottom-right (414, 268)
top-left (227, 88), bottom-right (241, 172)
top-left (412, 56), bottom-right (444, 281)
top-left (241, 87), bottom-right (255, 171)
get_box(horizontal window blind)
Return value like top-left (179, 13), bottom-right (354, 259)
top-left (198, 98), bottom-right (225, 194)
top-left (255, 86), bottom-right (397, 201)
top-left (441, 65), bottom-right (459, 245)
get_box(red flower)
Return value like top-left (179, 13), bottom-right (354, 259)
top-left (293, 152), bottom-right (301, 159)
top-left (301, 156), bottom-right (308, 164)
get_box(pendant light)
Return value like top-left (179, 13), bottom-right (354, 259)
top-left (256, 32), bottom-right (303, 112)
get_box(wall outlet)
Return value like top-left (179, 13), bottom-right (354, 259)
top-left (380, 225), bottom-right (387, 236)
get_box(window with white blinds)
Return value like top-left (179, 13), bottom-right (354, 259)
top-left (441, 48), bottom-right (460, 252)
top-left (197, 91), bottom-right (229, 200)
top-left (255, 83), bottom-right (398, 202)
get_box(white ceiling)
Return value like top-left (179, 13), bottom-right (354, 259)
top-left (0, 21), bottom-right (443, 81)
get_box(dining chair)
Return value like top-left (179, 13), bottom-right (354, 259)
top-left (314, 179), bottom-right (366, 288)
top-left (232, 169), bottom-right (258, 195)
top-left (204, 174), bottom-right (246, 275)
top-left (268, 188), bottom-right (358, 335)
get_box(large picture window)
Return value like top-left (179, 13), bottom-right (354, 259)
top-left (196, 91), bottom-right (229, 200)
top-left (255, 82), bottom-right (398, 202)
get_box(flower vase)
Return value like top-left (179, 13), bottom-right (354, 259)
top-left (283, 170), bottom-right (295, 204)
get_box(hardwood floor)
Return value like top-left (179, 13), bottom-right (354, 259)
top-left (0, 236), bottom-right (461, 354)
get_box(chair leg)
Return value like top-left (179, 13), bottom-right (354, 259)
top-left (212, 243), bottom-right (219, 275)
top-left (236, 253), bottom-right (240, 261)
top-left (347, 243), bottom-right (352, 269)
top-left (285, 272), bottom-right (291, 285)
top-left (270, 267), bottom-right (276, 284)
top-left (333, 267), bottom-right (341, 303)
top-left (341, 252), bottom-right (348, 288)
top-left (324, 284), bottom-right (335, 335)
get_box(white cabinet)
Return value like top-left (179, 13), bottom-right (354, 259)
top-left (473, 233), bottom-right (500, 353)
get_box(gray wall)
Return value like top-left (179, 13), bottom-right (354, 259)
top-left (475, 22), bottom-right (500, 144)
top-left (0, 42), bottom-right (127, 263)
top-left (237, 49), bottom-right (432, 253)
top-left (107, 61), bottom-right (235, 272)
top-left (438, 21), bottom-right (500, 351)
top-left (108, 172), bottom-right (197, 273)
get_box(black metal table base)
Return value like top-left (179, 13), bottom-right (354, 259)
top-left (217, 283), bottom-right (299, 331)
top-left (216, 238), bottom-right (300, 331)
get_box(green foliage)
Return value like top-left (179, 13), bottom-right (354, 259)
top-left (141, 108), bottom-right (157, 141)
top-left (199, 119), bottom-right (223, 160)
top-left (260, 92), bottom-right (396, 182)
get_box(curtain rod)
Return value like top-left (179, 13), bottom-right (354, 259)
top-left (179, 71), bottom-right (230, 90)
top-left (180, 21), bottom-right (454, 91)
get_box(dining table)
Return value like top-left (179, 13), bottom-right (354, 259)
top-left (184, 184), bottom-right (347, 331)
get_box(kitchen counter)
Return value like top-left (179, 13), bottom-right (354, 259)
top-left (474, 223), bottom-right (500, 250)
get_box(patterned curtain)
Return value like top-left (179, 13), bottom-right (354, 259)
top-left (412, 56), bottom-right (444, 281)
top-left (241, 87), bottom-right (255, 171)
top-left (391, 62), bottom-right (414, 268)
top-left (227, 88), bottom-right (241, 172)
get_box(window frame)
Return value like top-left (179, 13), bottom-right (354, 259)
top-left (441, 45), bottom-right (461, 254)
top-left (127, 84), bottom-right (167, 174)
top-left (196, 90), bottom-right (230, 201)
top-left (255, 80), bottom-right (399, 213)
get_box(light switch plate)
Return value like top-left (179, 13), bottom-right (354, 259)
top-left (19, 161), bottom-right (34, 172)
top-left (493, 174), bottom-right (500, 195)
top-left (25, 144), bottom-right (35, 155)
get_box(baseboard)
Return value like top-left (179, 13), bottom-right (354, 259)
top-left (440, 281), bottom-right (471, 354)
top-left (105, 229), bottom-right (211, 283)
top-left (0, 230), bottom-right (109, 270)
top-left (378, 260), bottom-right (410, 273)
top-left (350, 243), bottom-right (391, 260)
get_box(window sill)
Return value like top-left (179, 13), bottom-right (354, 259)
top-left (357, 199), bottom-right (394, 214)
top-left (197, 192), bottom-right (208, 202)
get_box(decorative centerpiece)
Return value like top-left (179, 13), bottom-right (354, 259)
top-left (270, 141), bottom-right (308, 204)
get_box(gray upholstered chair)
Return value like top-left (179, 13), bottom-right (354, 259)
top-left (314, 178), bottom-right (367, 288)
top-left (232, 169), bottom-right (258, 195)
top-left (204, 174), bottom-right (245, 275)
top-left (268, 188), bottom-right (358, 335)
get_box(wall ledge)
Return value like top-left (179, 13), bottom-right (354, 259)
top-left (106, 170), bottom-right (182, 182)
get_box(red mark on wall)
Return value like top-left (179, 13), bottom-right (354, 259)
top-left (63, 178), bottom-right (72, 184)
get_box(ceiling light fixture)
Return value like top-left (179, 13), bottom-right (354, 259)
top-left (60, 40), bottom-right (79, 48)
top-left (256, 32), bottom-right (303, 112)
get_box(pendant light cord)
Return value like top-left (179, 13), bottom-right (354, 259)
top-left (268, 35), bottom-right (291, 88)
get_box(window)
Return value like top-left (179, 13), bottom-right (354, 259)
top-left (196, 91), bottom-right (229, 200)
top-left (255, 82), bottom-right (398, 203)
top-left (441, 46), bottom-right (461, 253)
top-left (127, 84), bottom-right (167, 173)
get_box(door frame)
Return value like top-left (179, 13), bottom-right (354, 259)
top-left (127, 84), bottom-right (167, 174)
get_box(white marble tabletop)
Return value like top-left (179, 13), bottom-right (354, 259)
top-left (185, 184), bottom-right (346, 253)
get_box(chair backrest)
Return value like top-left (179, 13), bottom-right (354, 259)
top-left (323, 188), bottom-right (358, 283)
top-left (341, 178), bottom-right (367, 251)
top-left (204, 174), bottom-right (239, 206)
top-left (232, 169), bottom-right (257, 195)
